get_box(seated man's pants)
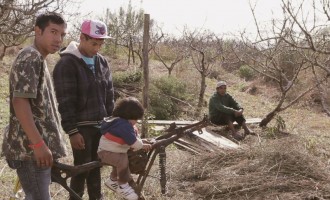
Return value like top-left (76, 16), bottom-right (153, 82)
top-left (210, 113), bottom-right (246, 126)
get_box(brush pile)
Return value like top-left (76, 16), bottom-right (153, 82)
top-left (175, 136), bottom-right (330, 200)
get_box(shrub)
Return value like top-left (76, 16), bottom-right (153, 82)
top-left (239, 65), bottom-right (255, 81)
top-left (264, 115), bottom-right (286, 139)
top-left (112, 69), bottom-right (142, 100)
top-left (112, 69), bottom-right (142, 85)
top-left (149, 76), bottom-right (187, 120)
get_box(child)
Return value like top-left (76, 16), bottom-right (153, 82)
top-left (98, 97), bottom-right (152, 200)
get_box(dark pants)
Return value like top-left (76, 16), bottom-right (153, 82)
top-left (69, 126), bottom-right (102, 200)
top-left (210, 113), bottom-right (246, 126)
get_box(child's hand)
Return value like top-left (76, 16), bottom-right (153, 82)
top-left (142, 138), bottom-right (155, 144)
top-left (142, 144), bottom-right (152, 151)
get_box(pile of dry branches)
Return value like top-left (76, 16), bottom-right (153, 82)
top-left (176, 137), bottom-right (330, 200)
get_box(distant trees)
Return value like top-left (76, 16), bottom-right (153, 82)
top-left (235, 0), bottom-right (330, 126)
top-left (3, 0), bottom-right (329, 122)
top-left (0, 0), bottom-right (68, 60)
top-left (89, 0), bottom-right (330, 121)
top-left (104, 0), bottom-right (152, 66)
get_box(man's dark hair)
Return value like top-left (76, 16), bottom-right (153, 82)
top-left (112, 97), bottom-right (144, 120)
top-left (35, 12), bottom-right (66, 31)
top-left (82, 33), bottom-right (93, 41)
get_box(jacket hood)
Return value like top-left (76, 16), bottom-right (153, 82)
top-left (59, 41), bottom-right (83, 58)
top-left (101, 117), bottom-right (119, 134)
top-left (101, 117), bottom-right (132, 135)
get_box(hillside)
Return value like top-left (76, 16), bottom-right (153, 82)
top-left (1, 53), bottom-right (330, 200)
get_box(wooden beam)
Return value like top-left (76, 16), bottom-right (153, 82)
top-left (142, 118), bottom-right (262, 126)
top-left (141, 14), bottom-right (150, 138)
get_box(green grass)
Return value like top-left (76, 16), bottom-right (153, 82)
top-left (0, 67), bottom-right (9, 131)
top-left (0, 60), bottom-right (11, 199)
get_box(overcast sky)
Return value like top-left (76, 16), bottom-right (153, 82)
top-left (76, 0), bottom-right (285, 36)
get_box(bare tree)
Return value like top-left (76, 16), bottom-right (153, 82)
top-left (183, 28), bottom-right (224, 116)
top-left (235, 0), bottom-right (330, 126)
top-left (278, 0), bottom-right (330, 116)
top-left (152, 34), bottom-right (187, 76)
top-left (0, 0), bottom-right (69, 60)
top-left (238, 40), bottom-right (328, 126)
top-left (312, 65), bottom-right (330, 116)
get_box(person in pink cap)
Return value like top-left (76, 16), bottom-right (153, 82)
top-left (53, 19), bottom-right (114, 200)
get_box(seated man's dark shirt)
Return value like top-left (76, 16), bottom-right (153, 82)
top-left (208, 92), bottom-right (245, 125)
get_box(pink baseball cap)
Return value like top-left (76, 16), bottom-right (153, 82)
top-left (81, 19), bottom-right (111, 39)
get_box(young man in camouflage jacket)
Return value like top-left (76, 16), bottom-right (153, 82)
top-left (1, 12), bottom-right (67, 200)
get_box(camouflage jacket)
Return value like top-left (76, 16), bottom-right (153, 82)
top-left (1, 46), bottom-right (67, 161)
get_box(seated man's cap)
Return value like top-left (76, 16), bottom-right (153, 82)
top-left (81, 19), bottom-right (111, 39)
top-left (216, 81), bottom-right (227, 88)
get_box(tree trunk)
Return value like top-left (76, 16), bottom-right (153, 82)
top-left (0, 46), bottom-right (7, 61)
top-left (129, 37), bottom-right (135, 64)
top-left (114, 39), bottom-right (118, 55)
top-left (196, 73), bottom-right (206, 116)
top-left (168, 68), bottom-right (172, 76)
top-left (259, 110), bottom-right (277, 127)
top-left (127, 43), bottom-right (131, 65)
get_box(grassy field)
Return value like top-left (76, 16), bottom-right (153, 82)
top-left (0, 58), bottom-right (10, 131)
top-left (1, 53), bottom-right (330, 199)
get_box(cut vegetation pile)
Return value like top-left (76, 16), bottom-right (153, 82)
top-left (176, 136), bottom-right (330, 200)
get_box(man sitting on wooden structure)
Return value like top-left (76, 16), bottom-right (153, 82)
top-left (208, 81), bottom-right (254, 141)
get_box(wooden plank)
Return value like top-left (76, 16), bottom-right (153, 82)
top-left (244, 118), bottom-right (262, 124)
top-left (179, 136), bottom-right (219, 152)
top-left (174, 140), bottom-right (202, 155)
top-left (144, 120), bottom-right (199, 125)
top-left (145, 119), bottom-right (256, 153)
top-left (190, 128), bottom-right (240, 149)
top-left (143, 118), bottom-right (262, 126)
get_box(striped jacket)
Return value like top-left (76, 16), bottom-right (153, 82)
top-left (98, 117), bottom-right (143, 153)
top-left (53, 41), bottom-right (114, 136)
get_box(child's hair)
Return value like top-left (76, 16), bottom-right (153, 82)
top-left (35, 12), bottom-right (66, 31)
top-left (112, 97), bottom-right (144, 120)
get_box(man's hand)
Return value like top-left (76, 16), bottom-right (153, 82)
top-left (70, 133), bottom-right (85, 150)
top-left (234, 109), bottom-right (243, 117)
top-left (33, 145), bottom-right (53, 168)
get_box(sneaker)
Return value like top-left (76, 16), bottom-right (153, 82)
top-left (105, 178), bottom-right (118, 191)
top-left (117, 183), bottom-right (138, 200)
